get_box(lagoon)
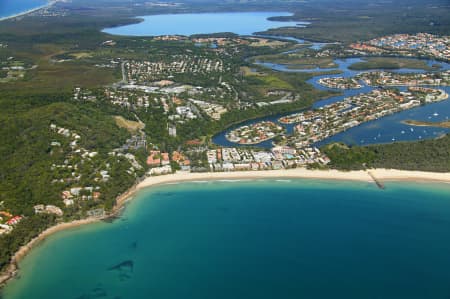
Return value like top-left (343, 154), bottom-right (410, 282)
top-left (103, 12), bottom-right (305, 36)
top-left (3, 179), bottom-right (450, 299)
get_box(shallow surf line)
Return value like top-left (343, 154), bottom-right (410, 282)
top-left (4, 179), bottom-right (450, 299)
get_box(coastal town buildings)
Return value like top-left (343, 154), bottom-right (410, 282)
top-left (318, 77), bottom-right (363, 89)
top-left (278, 87), bottom-right (448, 148)
top-left (226, 121), bottom-right (284, 145)
top-left (357, 70), bottom-right (450, 87)
top-left (188, 99), bottom-right (227, 120)
top-left (351, 33), bottom-right (450, 61)
top-left (4, 30), bottom-right (449, 239)
top-left (124, 56), bottom-right (225, 83)
top-left (0, 214), bottom-right (23, 235)
top-left (34, 205), bottom-right (64, 217)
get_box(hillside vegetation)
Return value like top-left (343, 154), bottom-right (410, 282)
top-left (323, 135), bottom-right (450, 172)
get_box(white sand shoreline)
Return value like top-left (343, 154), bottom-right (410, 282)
top-left (0, 0), bottom-right (58, 22)
top-left (1, 168), bottom-right (450, 288)
top-left (134, 168), bottom-right (450, 191)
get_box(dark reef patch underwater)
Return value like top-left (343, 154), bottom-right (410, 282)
top-left (3, 180), bottom-right (450, 299)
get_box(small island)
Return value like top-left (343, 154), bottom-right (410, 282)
top-left (348, 57), bottom-right (441, 71)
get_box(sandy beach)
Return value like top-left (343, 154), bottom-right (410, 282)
top-left (1, 168), bottom-right (450, 288)
top-left (0, 218), bottom-right (100, 286)
top-left (134, 168), bottom-right (450, 191)
top-left (0, 0), bottom-right (58, 22)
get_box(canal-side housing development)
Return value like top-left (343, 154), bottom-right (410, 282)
top-left (279, 88), bottom-right (448, 148)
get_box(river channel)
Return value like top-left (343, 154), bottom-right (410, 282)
top-left (213, 53), bottom-right (450, 148)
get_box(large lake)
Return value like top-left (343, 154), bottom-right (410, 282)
top-left (0, 0), bottom-right (48, 19)
top-left (3, 180), bottom-right (450, 299)
top-left (103, 12), bottom-right (306, 36)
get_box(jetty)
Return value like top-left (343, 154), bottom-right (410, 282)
top-left (368, 171), bottom-right (385, 189)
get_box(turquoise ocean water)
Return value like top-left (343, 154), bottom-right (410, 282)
top-left (3, 179), bottom-right (450, 299)
top-left (0, 0), bottom-right (48, 18)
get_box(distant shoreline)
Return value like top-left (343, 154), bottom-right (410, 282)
top-left (1, 168), bottom-right (450, 289)
top-left (0, 1), bottom-right (57, 22)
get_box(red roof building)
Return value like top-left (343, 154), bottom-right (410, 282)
top-left (6, 216), bottom-right (23, 226)
top-left (147, 151), bottom-right (161, 166)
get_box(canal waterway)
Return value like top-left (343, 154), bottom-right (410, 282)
top-left (213, 57), bottom-right (450, 148)
top-left (102, 11), bottom-right (450, 148)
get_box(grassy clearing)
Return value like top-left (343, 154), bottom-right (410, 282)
top-left (241, 66), bottom-right (294, 93)
top-left (0, 62), bottom-right (118, 93)
top-left (249, 39), bottom-right (289, 48)
top-left (240, 66), bottom-right (265, 76)
top-left (258, 75), bottom-right (293, 90)
top-left (114, 116), bottom-right (145, 132)
top-left (71, 52), bottom-right (93, 59)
